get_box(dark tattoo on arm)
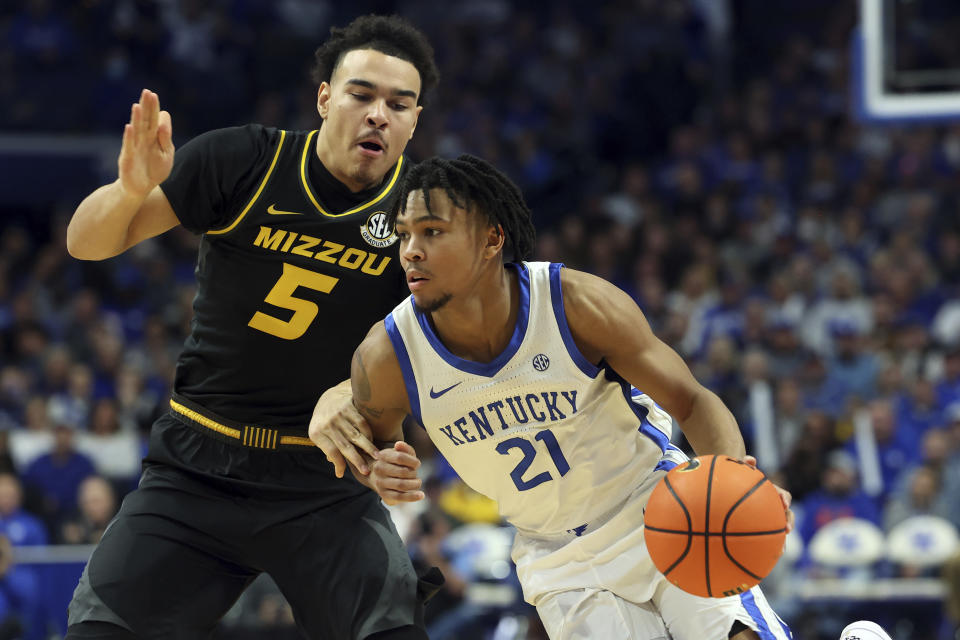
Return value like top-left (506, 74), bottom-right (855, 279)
top-left (353, 350), bottom-right (372, 403)
top-left (352, 346), bottom-right (403, 443)
top-left (356, 401), bottom-right (383, 420)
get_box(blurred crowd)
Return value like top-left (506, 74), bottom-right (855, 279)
top-left (3, 0), bottom-right (960, 638)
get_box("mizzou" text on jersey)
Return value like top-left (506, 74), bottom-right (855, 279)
top-left (253, 225), bottom-right (391, 276)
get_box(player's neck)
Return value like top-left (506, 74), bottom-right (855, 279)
top-left (430, 266), bottom-right (519, 363)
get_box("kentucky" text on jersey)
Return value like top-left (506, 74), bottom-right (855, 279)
top-left (437, 390), bottom-right (578, 446)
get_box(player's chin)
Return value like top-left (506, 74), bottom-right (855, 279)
top-left (350, 158), bottom-right (387, 185)
top-left (413, 292), bottom-right (452, 314)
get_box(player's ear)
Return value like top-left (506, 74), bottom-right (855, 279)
top-left (317, 83), bottom-right (331, 120)
top-left (409, 105), bottom-right (423, 141)
top-left (483, 223), bottom-right (505, 259)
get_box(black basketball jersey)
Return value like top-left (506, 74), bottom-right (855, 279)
top-left (160, 125), bottom-right (409, 434)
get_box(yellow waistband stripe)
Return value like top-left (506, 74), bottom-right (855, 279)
top-left (169, 398), bottom-right (314, 450)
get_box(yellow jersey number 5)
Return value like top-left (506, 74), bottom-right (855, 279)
top-left (248, 262), bottom-right (338, 340)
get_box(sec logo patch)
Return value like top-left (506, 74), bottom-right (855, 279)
top-left (360, 211), bottom-right (397, 248)
top-left (532, 354), bottom-right (550, 371)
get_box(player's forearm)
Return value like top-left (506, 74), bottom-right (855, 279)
top-left (677, 389), bottom-right (746, 459)
top-left (67, 180), bottom-right (145, 260)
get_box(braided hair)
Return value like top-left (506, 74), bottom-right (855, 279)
top-left (391, 155), bottom-right (537, 262)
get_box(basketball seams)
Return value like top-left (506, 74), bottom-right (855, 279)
top-left (704, 455), bottom-right (719, 596)
top-left (660, 476), bottom-right (693, 577)
top-left (721, 476), bottom-right (771, 535)
top-left (721, 477), bottom-right (785, 585)
top-left (645, 525), bottom-right (786, 537)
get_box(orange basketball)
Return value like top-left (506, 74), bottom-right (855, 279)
top-left (644, 454), bottom-right (786, 598)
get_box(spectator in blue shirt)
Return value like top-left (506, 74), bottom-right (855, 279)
top-left (824, 318), bottom-right (879, 403)
top-left (0, 478), bottom-right (47, 640)
top-left (0, 473), bottom-right (46, 547)
top-left (0, 534), bottom-right (40, 640)
top-left (845, 398), bottom-right (919, 499)
top-left (799, 450), bottom-right (881, 544)
top-left (896, 378), bottom-right (941, 443)
top-left (936, 347), bottom-right (960, 407)
top-left (21, 415), bottom-right (94, 534)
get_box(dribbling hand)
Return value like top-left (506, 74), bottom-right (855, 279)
top-left (119, 89), bottom-right (174, 200)
top-left (743, 455), bottom-right (795, 533)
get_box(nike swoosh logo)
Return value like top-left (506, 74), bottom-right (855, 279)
top-left (267, 204), bottom-right (303, 215)
top-left (429, 382), bottom-right (462, 399)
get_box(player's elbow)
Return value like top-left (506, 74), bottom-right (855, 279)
top-left (65, 226), bottom-right (89, 260)
top-left (65, 221), bottom-right (121, 261)
top-left (668, 385), bottom-right (702, 424)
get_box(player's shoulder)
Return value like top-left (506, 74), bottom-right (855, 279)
top-left (554, 265), bottom-right (630, 310)
top-left (183, 124), bottom-right (286, 157)
top-left (354, 320), bottom-right (407, 398)
top-left (356, 320), bottom-right (395, 367)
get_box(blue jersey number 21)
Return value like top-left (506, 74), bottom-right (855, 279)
top-left (495, 429), bottom-right (570, 491)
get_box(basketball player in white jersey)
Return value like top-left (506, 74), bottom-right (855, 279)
top-left (345, 155), bottom-right (794, 639)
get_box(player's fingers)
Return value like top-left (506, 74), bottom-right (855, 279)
top-left (376, 476), bottom-right (422, 492)
top-left (120, 123), bottom-right (133, 154)
top-left (785, 508), bottom-right (795, 533)
top-left (380, 489), bottom-right (425, 505)
top-left (377, 449), bottom-right (420, 471)
top-left (373, 460), bottom-right (419, 479)
top-left (311, 432), bottom-right (351, 478)
top-left (742, 455), bottom-right (758, 468)
top-left (394, 440), bottom-right (417, 456)
top-left (136, 89), bottom-right (150, 133)
top-left (144, 90), bottom-right (159, 133)
top-left (328, 449), bottom-right (347, 478)
top-left (344, 422), bottom-right (379, 460)
top-left (158, 110), bottom-right (173, 153)
top-left (130, 103), bottom-right (142, 141)
top-left (327, 429), bottom-right (369, 475)
top-left (778, 487), bottom-right (792, 508)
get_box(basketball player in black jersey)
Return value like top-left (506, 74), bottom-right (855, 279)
top-left (63, 15), bottom-right (440, 640)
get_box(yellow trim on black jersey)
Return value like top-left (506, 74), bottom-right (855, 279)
top-left (207, 129), bottom-right (287, 236)
top-left (300, 129), bottom-right (405, 217)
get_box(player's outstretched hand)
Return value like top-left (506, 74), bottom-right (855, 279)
top-left (119, 89), bottom-right (174, 200)
top-left (742, 455), bottom-right (794, 533)
top-left (368, 441), bottom-right (424, 506)
top-left (309, 383), bottom-right (380, 478)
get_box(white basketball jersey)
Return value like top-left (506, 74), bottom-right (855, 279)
top-left (385, 261), bottom-right (672, 535)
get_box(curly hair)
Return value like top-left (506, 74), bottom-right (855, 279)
top-left (392, 155), bottom-right (537, 263)
top-left (311, 15), bottom-right (439, 106)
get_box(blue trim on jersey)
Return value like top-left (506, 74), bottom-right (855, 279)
top-left (602, 363), bottom-right (669, 453)
top-left (655, 444), bottom-right (685, 472)
top-left (654, 458), bottom-right (677, 472)
top-left (385, 312), bottom-right (423, 427)
top-left (739, 590), bottom-right (779, 640)
top-left (630, 387), bottom-right (669, 415)
top-left (413, 263), bottom-right (531, 377)
top-left (775, 612), bottom-right (793, 639)
top-left (548, 263), bottom-right (600, 378)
